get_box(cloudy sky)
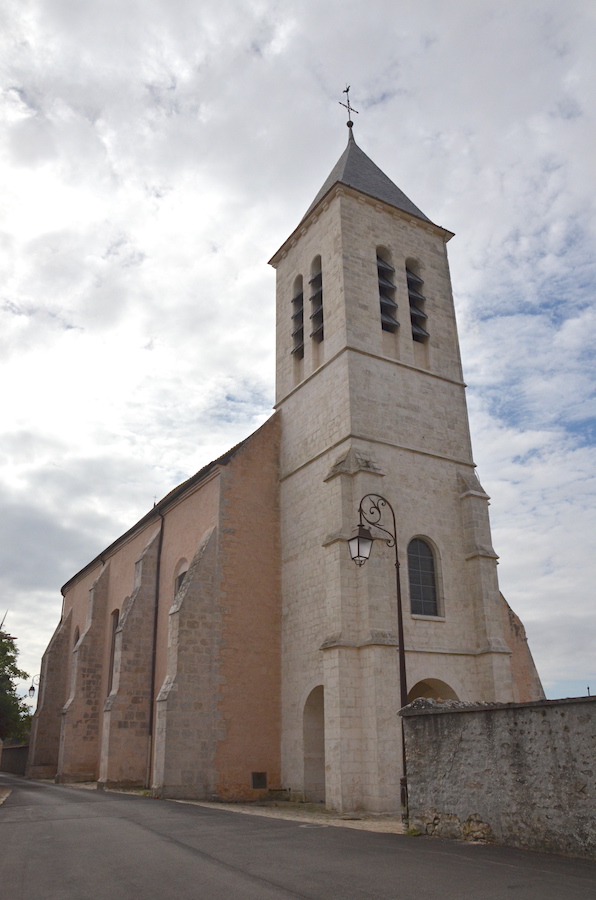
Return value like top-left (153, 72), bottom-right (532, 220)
top-left (1, 0), bottom-right (594, 702)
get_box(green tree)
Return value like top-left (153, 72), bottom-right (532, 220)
top-left (0, 629), bottom-right (32, 742)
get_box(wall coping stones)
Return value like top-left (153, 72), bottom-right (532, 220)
top-left (399, 695), bottom-right (596, 717)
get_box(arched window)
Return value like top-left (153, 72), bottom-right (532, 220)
top-left (174, 560), bottom-right (189, 595)
top-left (73, 626), bottom-right (80, 649)
top-left (407, 538), bottom-right (438, 616)
top-left (405, 260), bottom-right (429, 343)
top-left (377, 248), bottom-right (399, 332)
top-left (291, 275), bottom-right (304, 359)
top-left (309, 256), bottom-right (324, 343)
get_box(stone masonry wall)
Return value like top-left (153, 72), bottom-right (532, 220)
top-left (26, 609), bottom-right (72, 778)
top-left (1, 744), bottom-right (29, 775)
top-left (401, 697), bottom-right (596, 859)
top-left (152, 527), bottom-right (221, 799)
top-left (99, 530), bottom-right (160, 787)
top-left (499, 596), bottom-right (545, 703)
top-left (58, 566), bottom-right (110, 782)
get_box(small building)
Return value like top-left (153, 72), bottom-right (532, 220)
top-left (28, 126), bottom-right (544, 812)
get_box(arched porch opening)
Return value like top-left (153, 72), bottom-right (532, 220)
top-left (303, 685), bottom-right (325, 802)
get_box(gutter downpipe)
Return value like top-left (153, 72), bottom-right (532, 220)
top-left (145, 511), bottom-right (165, 789)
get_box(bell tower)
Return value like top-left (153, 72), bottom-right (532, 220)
top-left (269, 125), bottom-right (542, 814)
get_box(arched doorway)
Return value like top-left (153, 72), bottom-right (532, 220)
top-left (303, 686), bottom-right (325, 802)
top-left (407, 679), bottom-right (459, 702)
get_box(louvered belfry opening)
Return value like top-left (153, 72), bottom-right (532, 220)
top-left (291, 275), bottom-right (304, 359)
top-left (309, 256), bottom-right (324, 343)
top-left (406, 265), bottom-right (429, 342)
top-left (377, 252), bottom-right (399, 332)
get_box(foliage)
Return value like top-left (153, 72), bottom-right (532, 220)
top-left (0, 629), bottom-right (32, 742)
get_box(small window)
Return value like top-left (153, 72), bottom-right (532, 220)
top-left (291, 275), bottom-right (304, 359)
top-left (406, 264), bottom-right (429, 343)
top-left (175, 571), bottom-right (187, 593)
top-left (73, 626), bottom-right (80, 649)
top-left (408, 539), bottom-right (438, 616)
top-left (309, 256), bottom-right (324, 343)
top-left (377, 251), bottom-right (399, 332)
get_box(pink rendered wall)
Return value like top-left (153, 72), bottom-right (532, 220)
top-left (63, 565), bottom-right (101, 653)
top-left (63, 523), bottom-right (163, 698)
top-left (215, 414), bottom-right (282, 798)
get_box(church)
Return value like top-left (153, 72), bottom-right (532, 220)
top-left (27, 123), bottom-right (544, 813)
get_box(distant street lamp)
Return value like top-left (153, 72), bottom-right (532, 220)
top-left (348, 493), bottom-right (409, 820)
top-left (28, 674), bottom-right (40, 699)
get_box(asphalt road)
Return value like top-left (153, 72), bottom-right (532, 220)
top-left (1, 773), bottom-right (595, 900)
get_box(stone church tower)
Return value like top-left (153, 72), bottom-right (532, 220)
top-left (27, 125), bottom-right (543, 814)
top-left (270, 125), bottom-right (543, 813)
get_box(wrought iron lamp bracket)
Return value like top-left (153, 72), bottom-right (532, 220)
top-left (358, 494), bottom-right (397, 554)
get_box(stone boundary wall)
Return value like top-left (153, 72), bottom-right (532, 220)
top-left (400, 696), bottom-right (596, 859)
top-left (0, 744), bottom-right (29, 776)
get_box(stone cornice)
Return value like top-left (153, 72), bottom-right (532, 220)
top-left (280, 430), bottom-right (476, 483)
top-left (269, 183), bottom-right (454, 267)
top-left (318, 639), bottom-right (512, 657)
top-left (276, 344), bottom-right (467, 410)
top-left (320, 630), bottom-right (399, 650)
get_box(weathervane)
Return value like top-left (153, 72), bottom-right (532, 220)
top-left (339, 85), bottom-right (359, 129)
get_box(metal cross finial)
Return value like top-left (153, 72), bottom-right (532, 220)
top-left (339, 85), bottom-right (359, 129)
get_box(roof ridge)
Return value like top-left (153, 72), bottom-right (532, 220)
top-left (60, 416), bottom-right (277, 595)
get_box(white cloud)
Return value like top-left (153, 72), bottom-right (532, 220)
top-left (1, 0), bottom-right (594, 695)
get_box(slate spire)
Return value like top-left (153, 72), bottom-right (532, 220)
top-left (303, 129), bottom-right (430, 224)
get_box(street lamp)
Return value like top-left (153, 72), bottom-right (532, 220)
top-left (348, 493), bottom-right (409, 821)
top-left (347, 524), bottom-right (374, 566)
top-left (28, 674), bottom-right (40, 698)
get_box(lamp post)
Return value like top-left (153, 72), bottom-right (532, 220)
top-left (348, 493), bottom-right (409, 821)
